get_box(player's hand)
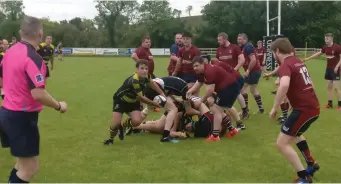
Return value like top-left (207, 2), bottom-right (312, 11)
top-left (269, 108), bottom-right (277, 120)
top-left (263, 72), bottom-right (271, 77)
top-left (148, 56), bottom-right (154, 60)
top-left (153, 102), bottom-right (161, 108)
top-left (172, 72), bottom-right (177, 76)
top-left (302, 58), bottom-right (308, 62)
top-left (334, 67), bottom-right (339, 74)
top-left (243, 71), bottom-right (249, 78)
top-left (58, 101), bottom-right (67, 113)
top-left (186, 91), bottom-right (193, 99)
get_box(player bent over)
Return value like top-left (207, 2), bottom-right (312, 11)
top-left (187, 56), bottom-right (243, 141)
top-left (269, 38), bottom-right (320, 183)
top-left (103, 60), bottom-right (165, 145)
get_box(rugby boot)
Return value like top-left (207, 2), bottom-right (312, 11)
top-left (236, 122), bottom-right (246, 130)
top-left (226, 128), bottom-right (239, 138)
top-left (306, 162), bottom-right (320, 176)
top-left (294, 176), bottom-right (312, 183)
top-left (103, 139), bottom-right (114, 145)
top-left (205, 134), bottom-right (220, 142)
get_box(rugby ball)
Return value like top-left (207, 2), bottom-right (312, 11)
top-left (153, 95), bottom-right (166, 107)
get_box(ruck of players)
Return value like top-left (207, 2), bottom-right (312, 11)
top-left (3, 15), bottom-right (340, 183)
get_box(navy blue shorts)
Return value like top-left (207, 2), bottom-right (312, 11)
top-left (0, 107), bottom-right (40, 157)
top-left (245, 70), bottom-right (261, 85)
top-left (215, 82), bottom-right (240, 108)
top-left (237, 77), bottom-right (245, 90)
top-left (180, 73), bottom-right (197, 83)
top-left (324, 68), bottom-right (340, 81)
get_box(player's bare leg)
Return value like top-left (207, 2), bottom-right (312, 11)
top-left (125, 108), bottom-right (149, 135)
top-left (12, 156), bottom-right (39, 183)
top-left (250, 84), bottom-right (265, 114)
top-left (276, 132), bottom-right (311, 182)
top-left (237, 94), bottom-right (249, 119)
top-left (103, 112), bottom-right (123, 145)
top-left (295, 135), bottom-right (320, 177)
top-left (325, 80), bottom-right (334, 108)
top-left (332, 81), bottom-right (341, 110)
top-left (227, 106), bottom-right (246, 130)
top-left (206, 104), bottom-right (224, 141)
top-left (160, 96), bottom-right (178, 142)
top-left (134, 117), bottom-right (166, 133)
top-left (187, 83), bottom-right (200, 121)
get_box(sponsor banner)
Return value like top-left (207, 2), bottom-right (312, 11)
top-left (118, 48), bottom-right (135, 55)
top-left (150, 48), bottom-right (165, 55)
top-left (72, 48), bottom-right (96, 55)
top-left (263, 36), bottom-right (276, 71)
top-left (95, 48), bottom-right (119, 55)
top-left (164, 48), bottom-right (170, 55)
top-left (61, 48), bottom-right (72, 54)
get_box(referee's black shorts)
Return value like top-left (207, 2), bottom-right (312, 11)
top-left (0, 107), bottom-right (40, 157)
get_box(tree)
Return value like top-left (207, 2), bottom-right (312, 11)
top-left (95, 0), bottom-right (140, 47)
top-left (0, 1), bottom-right (24, 21)
top-left (186, 5), bottom-right (193, 17)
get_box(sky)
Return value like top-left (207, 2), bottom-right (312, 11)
top-left (23, 0), bottom-right (210, 21)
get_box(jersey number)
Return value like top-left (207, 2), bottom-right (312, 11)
top-left (299, 67), bottom-right (312, 85)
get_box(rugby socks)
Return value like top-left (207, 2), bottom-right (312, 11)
top-left (109, 127), bottom-right (118, 140)
top-left (162, 130), bottom-right (170, 138)
top-left (280, 102), bottom-right (289, 119)
top-left (242, 107), bottom-right (248, 114)
top-left (297, 170), bottom-right (309, 179)
top-left (328, 100), bottom-right (333, 107)
top-left (9, 168), bottom-right (29, 183)
top-left (296, 140), bottom-right (315, 166)
top-left (222, 115), bottom-right (234, 131)
top-left (254, 95), bottom-right (264, 112)
top-left (212, 130), bottom-right (220, 138)
top-left (242, 93), bottom-right (248, 108)
top-left (121, 118), bottom-right (132, 128)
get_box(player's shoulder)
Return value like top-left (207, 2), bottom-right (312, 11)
top-left (40, 42), bottom-right (46, 47)
top-left (333, 44), bottom-right (341, 49)
top-left (50, 44), bottom-right (55, 49)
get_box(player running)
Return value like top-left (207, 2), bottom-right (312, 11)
top-left (103, 60), bottom-right (165, 145)
top-left (131, 36), bottom-right (156, 79)
top-left (237, 33), bottom-right (265, 114)
top-left (36, 35), bottom-right (54, 79)
top-left (56, 42), bottom-right (63, 61)
top-left (269, 38), bottom-right (320, 183)
top-left (303, 33), bottom-right (341, 110)
top-left (187, 56), bottom-right (244, 141)
top-left (168, 33), bottom-right (183, 76)
top-left (172, 32), bottom-right (201, 93)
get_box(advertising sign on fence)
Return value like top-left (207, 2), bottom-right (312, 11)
top-left (61, 48), bottom-right (73, 55)
top-left (118, 48), bottom-right (135, 55)
top-left (164, 48), bottom-right (170, 55)
top-left (95, 48), bottom-right (119, 55)
top-left (150, 49), bottom-right (165, 55)
top-left (72, 48), bottom-right (96, 55)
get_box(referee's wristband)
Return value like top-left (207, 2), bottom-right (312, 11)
top-left (55, 102), bottom-right (61, 111)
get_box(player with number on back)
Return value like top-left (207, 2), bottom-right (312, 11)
top-left (303, 33), bottom-right (341, 110)
top-left (269, 38), bottom-right (320, 183)
top-left (103, 60), bottom-right (165, 146)
top-left (187, 56), bottom-right (242, 141)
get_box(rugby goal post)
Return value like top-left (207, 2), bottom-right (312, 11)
top-left (263, 0), bottom-right (281, 71)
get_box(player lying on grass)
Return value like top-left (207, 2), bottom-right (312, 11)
top-left (269, 38), bottom-right (320, 183)
top-left (125, 96), bottom-right (199, 139)
top-left (103, 60), bottom-right (165, 145)
top-left (187, 56), bottom-right (244, 141)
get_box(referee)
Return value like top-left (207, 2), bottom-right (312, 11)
top-left (0, 16), bottom-right (67, 183)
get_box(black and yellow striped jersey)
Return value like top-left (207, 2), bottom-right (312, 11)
top-left (114, 73), bottom-right (151, 103)
top-left (36, 42), bottom-right (54, 63)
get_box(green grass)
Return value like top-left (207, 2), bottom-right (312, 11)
top-left (0, 57), bottom-right (340, 182)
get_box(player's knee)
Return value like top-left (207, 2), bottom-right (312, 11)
top-left (206, 97), bottom-right (215, 107)
top-left (250, 85), bottom-right (258, 95)
top-left (17, 157), bottom-right (39, 179)
top-left (131, 117), bottom-right (142, 127)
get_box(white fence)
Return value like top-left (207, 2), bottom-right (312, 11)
top-left (59, 47), bottom-right (321, 56)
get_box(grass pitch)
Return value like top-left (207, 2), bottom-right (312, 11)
top-left (0, 56), bottom-right (340, 182)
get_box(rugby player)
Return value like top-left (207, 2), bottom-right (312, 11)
top-left (103, 60), bottom-right (165, 145)
top-left (303, 33), bottom-right (341, 110)
top-left (172, 32), bottom-right (201, 93)
top-left (209, 59), bottom-right (249, 120)
top-left (2, 39), bottom-right (9, 51)
top-left (36, 35), bottom-right (54, 79)
top-left (187, 56), bottom-right (244, 141)
top-left (167, 33), bottom-right (183, 76)
top-left (143, 76), bottom-right (202, 142)
top-left (237, 33), bottom-right (264, 114)
top-left (131, 36), bottom-right (156, 79)
top-left (0, 40), bottom-right (4, 99)
top-left (56, 42), bottom-right (63, 61)
top-left (255, 40), bottom-right (267, 73)
top-left (270, 38), bottom-right (320, 183)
